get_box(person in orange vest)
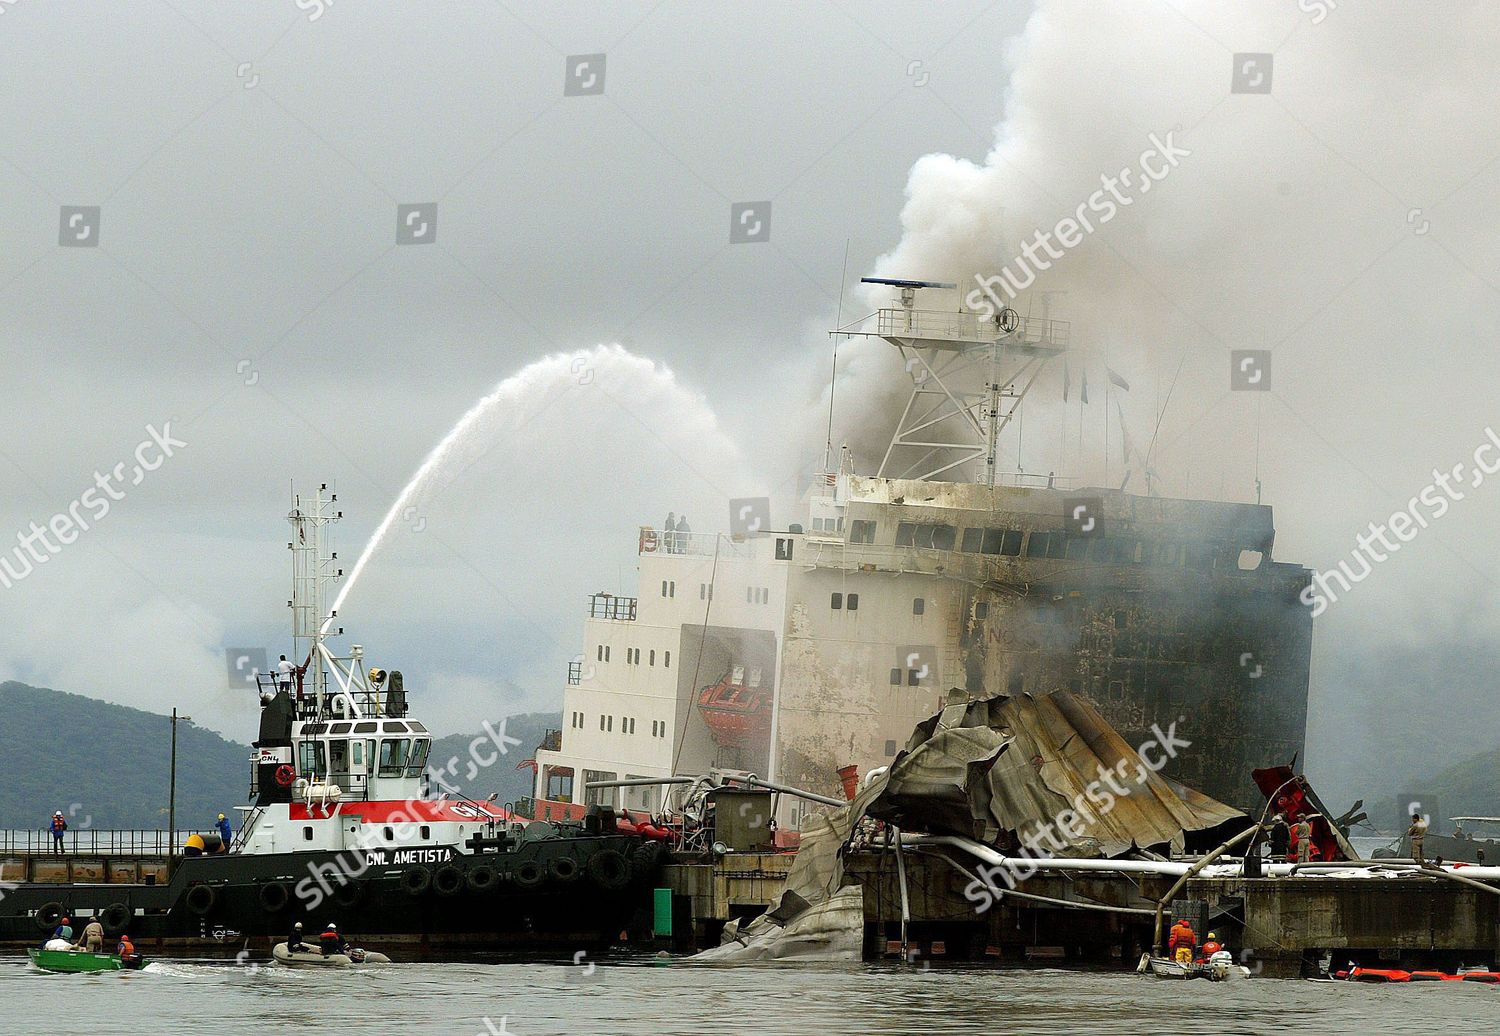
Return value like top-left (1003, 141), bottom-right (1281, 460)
top-left (1168, 918), bottom-right (1197, 964)
top-left (1198, 931), bottom-right (1224, 961)
top-left (319, 922), bottom-right (347, 957)
top-left (116, 933), bottom-right (137, 962)
top-left (49, 811), bottom-right (67, 854)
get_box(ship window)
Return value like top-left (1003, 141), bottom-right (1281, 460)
top-left (885, 740), bottom-right (898, 756)
top-left (847, 593), bottom-right (859, 611)
top-left (385, 721), bottom-right (410, 732)
top-left (831, 592), bottom-right (843, 609)
top-left (649, 650), bottom-right (656, 666)
top-left (384, 826), bottom-right (394, 841)
top-left (961, 528), bottom-right (984, 553)
top-left (297, 740), bottom-right (327, 779)
top-left (931, 525), bottom-right (958, 550)
top-left (664, 651), bottom-right (671, 668)
top-left (1047, 534), bottom-right (1068, 560)
top-left (351, 741), bottom-right (364, 767)
top-left (303, 826), bottom-right (313, 841)
top-left (378, 738), bottom-right (411, 777)
top-left (849, 519), bottom-right (876, 544)
top-left (420, 825), bottom-right (430, 840)
top-left (407, 722), bottom-right (427, 733)
top-left (889, 668), bottom-right (902, 685)
top-left (975, 602), bottom-right (989, 620)
top-left (607, 716), bottom-right (613, 732)
top-left (600, 715), bottom-right (606, 731)
top-left (1064, 535), bottom-right (1088, 561)
top-left (907, 669), bottom-right (921, 686)
top-left (895, 522), bottom-right (917, 547)
top-left (1001, 530), bottom-right (1023, 556)
top-left (329, 722), bottom-right (352, 735)
top-left (405, 737), bottom-right (430, 778)
top-left (352, 721), bottom-right (377, 734)
top-left (980, 529), bottom-right (1003, 554)
top-left (328, 739), bottom-right (349, 774)
top-left (1025, 531), bottom-right (1048, 557)
top-left (596, 645), bottom-right (603, 661)
top-left (913, 598), bottom-right (925, 616)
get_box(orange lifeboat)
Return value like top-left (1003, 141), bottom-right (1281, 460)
top-left (696, 664), bottom-right (772, 751)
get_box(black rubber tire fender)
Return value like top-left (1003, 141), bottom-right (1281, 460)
top-left (257, 881), bottom-right (290, 913)
top-left (185, 883), bottom-right (217, 915)
top-left (100, 902), bottom-right (132, 935)
top-left (401, 867), bottom-right (432, 896)
top-left (512, 860), bottom-right (546, 890)
top-left (334, 878), bottom-right (364, 907)
top-left (586, 849), bottom-right (631, 891)
top-left (466, 865), bottom-right (498, 893)
top-left (630, 840), bottom-right (665, 879)
top-left (433, 865), bottom-right (464, 896)
top-left (35, 902), bottom-right (65, 931)
top-left (549, 856), bottom-right (581, 883)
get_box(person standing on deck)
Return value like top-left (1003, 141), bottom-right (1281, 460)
top-left (48, 811), bottom-right (67, 854)
top-left (1292, 816), bottom-right (1314, 863)
top-left (675, 515), bottom-right (690, 553)
top-left (277, 654), bottom-right (295, 692)
top-left (77, 918), bottom-right (104, 953)
top-left (216, 812), bottom-right (234, 852)
top-left (1408, 812), bottom-right (1430, 865)
top-left (663, 513), bottom-right (677, 554)
top-left (1168, 918), bottom-right (1197, 964)
top-left (1268, 814), bottom-right (1290, 863)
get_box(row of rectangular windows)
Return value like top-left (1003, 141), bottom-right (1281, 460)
top-left (594, 645), bottom-right (672, 667)
top-left (853, 518), bottom-right (1234, 570)
top-left (571, 711), bottom-right (668, 738)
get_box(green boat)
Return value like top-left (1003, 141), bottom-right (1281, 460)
top-left (26, 948), bottom-right (146, 973)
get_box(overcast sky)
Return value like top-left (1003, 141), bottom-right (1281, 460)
top-left (3, 1), bottom-right (1499, 811)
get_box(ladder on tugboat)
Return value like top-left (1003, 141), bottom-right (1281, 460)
top-left (232, 806), bottom-right (265, 852)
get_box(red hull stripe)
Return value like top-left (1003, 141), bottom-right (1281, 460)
top-left (287, 800), bottom-right (511, 823)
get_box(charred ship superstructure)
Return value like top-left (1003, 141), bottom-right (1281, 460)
top-left (532, 282), bottom-right (1313, 822)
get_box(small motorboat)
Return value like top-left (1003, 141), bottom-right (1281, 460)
top-left (271, 942), bottom-right (390, 967)
top-left (27, 947), bottom-right (147, 974)
top-left (1141, 952), bottom-right (1250, 981)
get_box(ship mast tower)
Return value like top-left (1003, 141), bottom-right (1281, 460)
top-left (288, 484), bottom-right (375, 718)
top-left (833, 278), bottom-right (1069, 485)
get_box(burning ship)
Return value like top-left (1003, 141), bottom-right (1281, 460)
top-left (0, 488), bottom-right (665, 953)
top-left (531, 281), bottom-right (1313, 826)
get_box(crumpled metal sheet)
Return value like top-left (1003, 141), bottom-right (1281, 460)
top-left (869, 690), bottom-right (1244, 858)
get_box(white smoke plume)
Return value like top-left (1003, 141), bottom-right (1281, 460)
top-left (829, 1), bottom-right (1500, 801)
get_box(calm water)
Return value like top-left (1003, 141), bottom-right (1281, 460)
top-left (0, 955), bottom-right (1486, 1036)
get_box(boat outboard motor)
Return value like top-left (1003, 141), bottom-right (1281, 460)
top-left (385, 670), bottom-right (407, 718)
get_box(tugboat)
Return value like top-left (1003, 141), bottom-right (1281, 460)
top-left (0, 487), bottom-right (666, 955)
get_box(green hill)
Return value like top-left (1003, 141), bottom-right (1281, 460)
top-left (0, 681), bottom-right (250, 832)
top-left (0, 681), bottom-right (561, 831)
top-left (1369, 745), bottom-right (1500, 833)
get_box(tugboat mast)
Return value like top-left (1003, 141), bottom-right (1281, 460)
top-left (287, 484), bottom-right (384, 721)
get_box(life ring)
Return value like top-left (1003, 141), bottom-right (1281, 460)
top-left (586, 849), bottom-right (630, 891)
top-left (274, 765), bottom-right (297, 789)
top-left (433, 865), bottom-right (464, 896)
top-left (334, 879), bottom-right (364, 907)
top-left (549, 856), bottom-right (581, 883)
top-left (101, 902), bottom-right (132, 935)
top-left (401, 867), bottom-right (432, 896)
top-left (185, 883), bottom-right (217, 915)
top-left (257, 881), bottom-right (290, 913)
top-left (512, 861), bottom-right (546, 889)
top-left (466, 865), bottom-right (498, 893)
top-left (35, 902), bottom-right (65, 931)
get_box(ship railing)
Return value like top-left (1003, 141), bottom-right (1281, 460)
top-left (586, 594), bottom-right (638, 621)
top-left (1, 829), bottom-right (209, 856)
top-left (637, 528), bottom-right (761, 559)
top-left (873, 307), bottom-right (1071, 350)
